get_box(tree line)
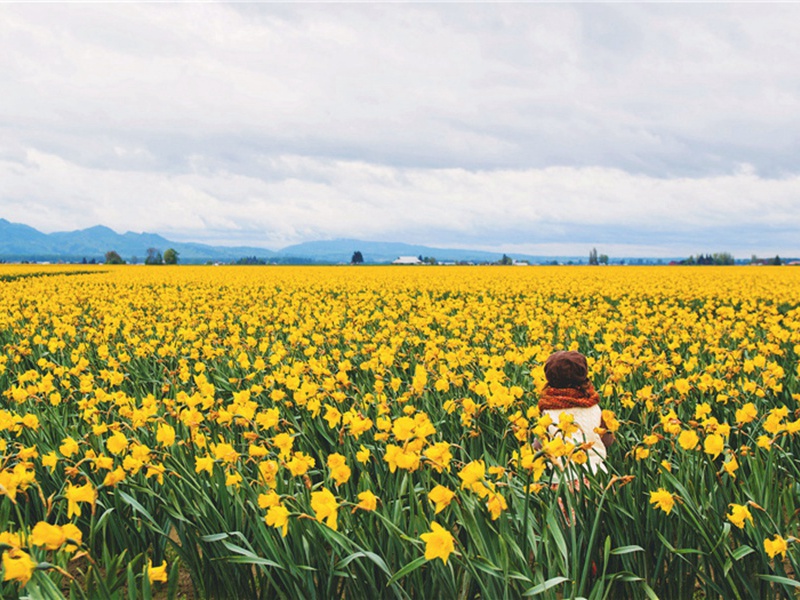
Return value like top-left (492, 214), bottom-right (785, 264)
top-left (103, 248), bottom-right (179, 265)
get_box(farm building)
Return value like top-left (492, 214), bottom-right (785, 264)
top-left (392, 256), bottom-right (423, 265)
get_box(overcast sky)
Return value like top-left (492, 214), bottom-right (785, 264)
top-left (2, 3), bottom-right (800, 258)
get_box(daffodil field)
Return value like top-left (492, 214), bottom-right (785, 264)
top-left (1, 265), bottom-right (799, 599)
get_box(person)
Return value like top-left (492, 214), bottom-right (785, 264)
top-left (537, 350), bottom-right (615, 480)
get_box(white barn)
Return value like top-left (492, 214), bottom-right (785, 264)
top-left (392, 256), bottom-right (423, 265)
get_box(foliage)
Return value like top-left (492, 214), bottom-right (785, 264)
top-left (104, 251), bottom-right (125, 265)
top-left (0, 265), bottom-right (798, 599)
top-left (681, 253), bottom-right (735, 266)
top-left (163, 248), bottom-right (179, 265)
top-left (145, 248), bottom-right (163, 265)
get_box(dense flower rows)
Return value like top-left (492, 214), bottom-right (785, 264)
top-left (0, 264), bottom-right (798, 598)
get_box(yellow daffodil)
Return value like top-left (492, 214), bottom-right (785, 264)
top-left (420, 522), bottom-right (455, 564)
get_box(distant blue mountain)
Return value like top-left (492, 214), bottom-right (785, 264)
top-left (0, 218), bottom-right (590, 264)
top-left (279, 239), bottom-right (515, 264)
top-left (0, 218), bottom-right (276, 263)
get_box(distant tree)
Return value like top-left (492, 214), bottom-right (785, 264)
top-left (130, 256), bottom-right (138, 265)
top-left (351, 251), bottom-right (364, 264)
top-left (712, 252), bottom-right (734, 265)
top-left (145, 248), bottom-right (163, 265)
top-left (499, 254), bottom-right (513, 266)
top-left (599, 254), bottom-right (609, 265)
top-left (236, 256), bottom-right (267, 265)
top-left (589, 248), bottom-right (599, 266)
top-left (772, 255), bottom-right (782, 266)
top-left (104, 250), bottom-right (125, 265)
top-left (163, 248), bottom-right (179, 265)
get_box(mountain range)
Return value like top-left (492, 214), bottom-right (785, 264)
top-left (0, 218), bottom-right (565, 264)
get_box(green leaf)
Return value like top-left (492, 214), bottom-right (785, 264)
top-left (200, 532), bottom-right (230, 543)
top-left (523, 576), bottom-right (570, 596)
top-left (757, 574), bottom-right (800, 588)
top-left (730, 545), bottom-right (755, 561)
top-left (609, 545), bottom-right (644, 555)
top-left (545, 510), bottom-right (568, 568)
top-left (118, 490), bottom-right (159, 529)
top-left (221, 541), bottom-right (284, 569)
top-left (167, 558), bottom-right (181, 600)
top-left (335, 551), bottom-right (392, 577)
top-left (386, 556), bottom-right (427, 586)
top-left (127, 563), bottom-right (136, 600)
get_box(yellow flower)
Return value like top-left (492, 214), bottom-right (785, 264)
top-left (0, 532), bottom-right (22, 550)
top-left (156, 424), bottom-right (176, 447)
top-left (310, 488), bottom-right (338, 531)
top-left (703, 434), bottom-right (724, 459)
top-left (212, 443), bottom-right (239, 464)
top-left (727, 503), bottom-right (753, 529)
top-left (30, 521), bottom-right (66, 550)
top-left (265, 504), bottom-right (290, 537)
top-left (272, 433), bottom-right (294, 458)
top-left (106, 431), bottom-right (128, 456)
top-left (356, 445), bottom-right (371, 464)
top-left (695, 402), bottom-right (712, 420)
top-left (763, 534), bottom-right (788, 559)
top-left (61, 523), bottom-right (83, 552)
top-left (148, 559), bottom-right (168, 584)
top-left (556, 412), bottom-right (579, 436)
top-left (59, 436), bottom-right (80, 458)
top-left (722, 455), bottom-right (739, 478)
top-left (41, 452), bottom-right (59, 473)
top-left (286, 452), bottom-right (315, 477)
top-left (326, 453), bottom-right (351, 486)
top-left (420, 522), bottom-right (455, 564)
top-left (195, 455), bottom-right (215, 475)
top-left (458, 460), bottom-right (485, 489)
top-left (428, 485), bottom-right (456, 514)
top-left (323, 405), bottom-right (341, 429)
top-left (486, 490), bottom-right (507, 520)
top-left (735, 402), bottom-right (757, 425)
top-left (2, 548), bottom-right (37, 586)
top-left (678, 429), bottom-right (699, 451)
top-left (102, 467), bottom-right (126, 487)
top-left (649, 488), bottom-right (676, 515)
top-left (258, 491), bottom-right (280, 510)
top-left (392, 416), bottom-right (416, 441)
top-left (65, 481), bottom-right (97, 519)
top-left (355, 490), bottom-right (378, 512)
top-left (258, 460), bottom-right (279, 487)
top-left (423, 442), bottom-right (452, 473)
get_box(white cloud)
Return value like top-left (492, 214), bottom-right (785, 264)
top-left (1, 3), bottom-right (800, 256)
top-left (3, 149), bottom-right (800, 257)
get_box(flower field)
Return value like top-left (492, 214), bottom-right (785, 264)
top-left (1, 264), bottom-right (799, 599)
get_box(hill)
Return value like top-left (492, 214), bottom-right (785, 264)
top-left (0, 219), bottom-right (574, 264)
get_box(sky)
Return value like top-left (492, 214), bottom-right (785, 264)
top-left (2, 3), bottom-right (800, 258)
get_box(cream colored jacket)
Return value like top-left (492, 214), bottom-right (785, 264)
top-left (542, 404), bottom-right (608, 477)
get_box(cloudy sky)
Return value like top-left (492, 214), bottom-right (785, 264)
top-left (2, 3), bottom-right (800, 258)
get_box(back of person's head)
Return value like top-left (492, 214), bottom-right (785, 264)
top-left (544, 351), bottom-right (589, 389)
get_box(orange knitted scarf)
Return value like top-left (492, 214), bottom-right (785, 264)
top-left (538, 383), bottom-right (600, 411)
